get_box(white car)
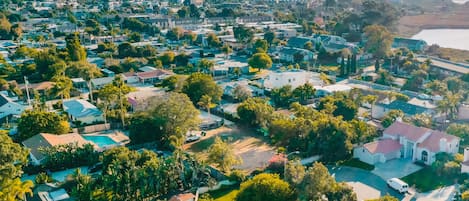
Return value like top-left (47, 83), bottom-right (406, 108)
top-left (387, 178), bottom-right (409, 193)
top-left (185, 134), bottom-right (201, 143)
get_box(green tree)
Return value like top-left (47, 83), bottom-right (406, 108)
top-left (159, 51), bottom-right (176, 66)
top-left (237, 98), bottom-right (274, 128)
top-left (160, 75), bottom-right (186, 92)
top-left (264, 30), bottom-right (276, 46)
top-left (270, 85), bottom-right (293, 108)
top-left (129, 93), bottom-right (200, 147)
top-left (236, 173), bottom-right (296, 201)
top-left (447, 123), bottom-right (469, 146)
top-left (97, 75), bottom-right (133, 127)
top-left (197, 58), bottom-right (215, 74)
top-left (68, 61), bottom-right (102, 102)
top-left (297, 162), bottom-right (336, 201)
top-left (317, 93), bottom-right (358, 121)
top-left (366, 195), bottom-right (399, 201)
top-left (207, 136), bottom-right (242, 172)
top-left (166, 27), bottom-right (184, 41)
top-left (233, 25), bottom-right (254, 44)
top-left (382, 110), bottom-right (404, 128)
top-left (375, 69), bottom-right (394, 85)
top-left (206, 33), bottom-right (221, 48)
top-left (66, 32), bottom-right (87, 61)
top-left (182, 72), bottom-right (223, 105)
top-left (248, 53), bottom-right (273, 71)
top-left (364, 25), bottom-right (393, 63)
top-left (128, 32), bottom-right (141, 43)
top-left (221, 44), bottom-right (232, 58)
top-left (198, 94), bottom-right (216, 117)
top-left (254, 39), bottom-right (268, 53)
top-left (17, 110), bottom-right (70, 141)
top-left (50, 75), bottom-right (73, 100)
top-left (0, 131), bottom-right (34, 201)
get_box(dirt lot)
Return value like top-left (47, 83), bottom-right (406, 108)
top-left (184, 126), bottom-right (276, 172)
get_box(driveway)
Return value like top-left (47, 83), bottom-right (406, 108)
top-left (329, 166), bottom-right (404, 201)
top-left (372, 159), bottom-right (423, 180)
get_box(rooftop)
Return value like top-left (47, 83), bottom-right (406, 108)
top-left (363, 139), bottom-right (402, 154)
top-left (63, 99), bottom-right (102, 118)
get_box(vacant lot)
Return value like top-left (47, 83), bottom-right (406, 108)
top-left (184, 126), bottom-right (276, 172)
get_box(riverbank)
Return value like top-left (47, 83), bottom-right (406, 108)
top-left (398, 9), bottom-right (469, 37)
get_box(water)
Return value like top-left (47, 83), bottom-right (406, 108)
top-left (452, 0), bottom-right (469, 4)
top-left (412, 29), bottom-right (469, 51)
top-left (83, 135), bottom-right (118, 148)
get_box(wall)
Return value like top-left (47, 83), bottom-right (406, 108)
top-left (353, 147), bottom-right (377, 165)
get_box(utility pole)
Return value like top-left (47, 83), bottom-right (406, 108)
top-left (24, 76), bottom-right (31, 107)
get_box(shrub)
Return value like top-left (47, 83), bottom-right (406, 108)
top-left (35, 172), bottom-right (53, 184)
top-left (228, 170), bottom-right (247, 183)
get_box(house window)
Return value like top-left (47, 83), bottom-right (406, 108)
top-left (421, 151), bottom-right (428, 162)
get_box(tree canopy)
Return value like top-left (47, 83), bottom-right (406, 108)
top-left (129, 92), bottom-right (200, 148)
top-left (364, 25), bottom-right (393, 59)
top-left (248, 53), bottom-right (272, 71)
top-left (0, 131), bottom-right (33, 201)
top-left (17, 110), bottom-right (70, 141)
top-left (207, 136), bottom-right (242, 172)
top-left (182, 72), bottom-right (223, 105)
top-left (235, 173), bottom-right (296, 201)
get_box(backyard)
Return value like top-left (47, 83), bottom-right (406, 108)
top-left (208, 185), bottom-right (239, 201)
top-left (184, 126), bottom-right (276, 172)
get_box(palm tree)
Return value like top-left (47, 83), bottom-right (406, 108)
top-left (75, 61), bottom-right (102, 103)
top-left (51, 75), bottom-right (73, 102)
top-left (198, 95), bottom-right (216, 118)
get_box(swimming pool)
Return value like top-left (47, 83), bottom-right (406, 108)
top-left (83, 135), bottom-right (118, 148)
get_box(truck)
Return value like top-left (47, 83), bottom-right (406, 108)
top-left (386, 178), bottom-right (409, 193)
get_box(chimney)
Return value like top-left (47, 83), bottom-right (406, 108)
top-left (464, 148), bottom-right (469, 162)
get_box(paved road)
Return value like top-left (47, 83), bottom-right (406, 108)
top-left (329, 166), bottom-right (405, 200)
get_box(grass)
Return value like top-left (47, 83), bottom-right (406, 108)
top-left (401, 166), bottom-right (456, 192)
top-left (188, 132), bottom-right (243, 152)
top-left (340, 158), bottom-right (375, 171)
top-left (208, 185), bottom-right (239, 201)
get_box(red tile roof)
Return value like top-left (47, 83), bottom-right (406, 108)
top-left (169, 193), bottom-right (195, 201)
top-left (383, 121), bottom-right (431, 142)
top-left (418, 131), bottom-right (459, 152)
top-left (363, 139), bottom-right (402, 154)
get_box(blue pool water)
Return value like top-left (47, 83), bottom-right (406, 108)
top-left (83, 135), bottom-right (118, 148)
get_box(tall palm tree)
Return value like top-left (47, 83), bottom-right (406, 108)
top-left (198, 94), bottom-right (216, 118)
top-left (75, 61), bottom-right (102, 103)
top-left (51, 75), bottom-right (73, 102)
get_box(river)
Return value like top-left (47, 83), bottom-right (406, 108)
top-left (411, 29), bottom-right (469, 51)
top-left (452, 0), bottom-right (469, 4)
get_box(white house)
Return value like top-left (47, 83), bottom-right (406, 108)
top-left (354, 121), bottom-right (460, 165)
top-left (314, 84), bottom-right (352, 97)
top-left (63, 99), bottom-right (104, 125)
top-left (0, 93), bottom-right (25, 121)
top-left (262, 70), bottom-right (323, 91)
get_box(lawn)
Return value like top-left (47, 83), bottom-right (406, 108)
top-left (401, 166), bottom-right (456, 192)
top-left (208, 185), bottom-right (239, 201)
top-left (340, 158), bottom-right (375, 171)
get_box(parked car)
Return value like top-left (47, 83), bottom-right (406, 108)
top-left (386, 178), bottom-right (409, 193)
top-left (185, 134), bottom-right (201, 143)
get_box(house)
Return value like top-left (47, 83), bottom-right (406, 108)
top-left (286, 36), bottom-right (314, 49)
top-left (22, 133), bottom-right (95, 165)
top-left (372, 99), bottom-right (435, 119)
top-left (262, 70), bottom-right (323, 91)
top-left (63, 99), bottom-right (104, 125)
top-left (416, 56), bottom-right (469, 77)
top-left (314, 84), bottom-right (352, 97)
top-left (0, 93), bottom-right (25, 121)
top-left (219, 79), bottom-right (263, 98)
top-left (135, 69), bottom-right (174, 85)
top-left (169, 193), bottom-right (196, 201)
top-left (354, 121), bottom-right (460, 165)
top-left (91, 77), bottom-right (114, 89)
top-left (277, 47), bottom-right (314, 63)
top-left (392, 37), bottom-right (427, 52)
